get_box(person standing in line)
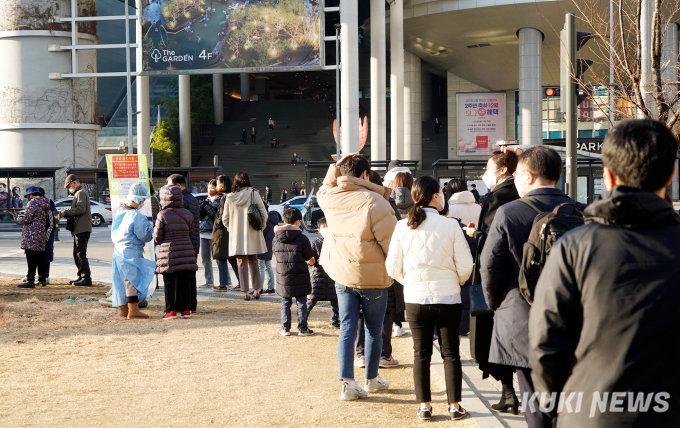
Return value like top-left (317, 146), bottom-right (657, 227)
top-left (251, 126), bottom-right (257, 144)
top-left (391, 172), bottom-right (415, 217)
top-left (317, 154), bottom-right (398, 401)
top-left (258, 209), bottom-right (280, 294)
top-left (212, 175), bottom-right (239, 291)
top-left (265, 185), bottom-right (272, 204)
top-left (382, 160), bottom-right (411, 189)
top-left (386, 176), bottom-right (473, 421)
top-left (59, 174), bottom-right (93, 286)
top-left (480, 147), bottom-right (578, 428)
top-left (274, 207), bottom-right (315, 336)
top-left (38, 187), bottom-right (56, 285)
top-left (149, 181), bottom-right (160, 224)
top-left (445, 178), bottom-right (481, 226)
top-left (268, 117), bottom-right (274, 130)
top-left (16, 186), bottom-right (51, 289)
top-left (222, 172), bottom-right (268, 300)
top-left (469, 184), bottom-right (480, 204)
top-left (461, 151), bottom-right (520, 413)
top-left (306, 218), bottom-right (339, 328)
top-left (154, 185), bottom-right (199, 319)
top-left (110, 183), bottom-right (155, 319)
top-left (530, 119), bottom-right (680, 428)
top-left (241, 128), bottom-right (248, 144)
top-left (198, 180), bottom-right (220, 288)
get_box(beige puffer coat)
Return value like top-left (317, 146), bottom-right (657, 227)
top-left (222, 187), bottom-right (268, 256)
top-left (317, 165), bottom-right (398, 289)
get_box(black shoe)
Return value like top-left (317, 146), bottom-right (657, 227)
top-left (330, 320), bottom-right (340, 329)
top-left (417, 405), bottom-right (432, 421)
top-left (450, 405), bottom-right (467, 420)
top-left (73, 278), bottom-right (93, 286)
top-left (491, 387), bottom-right (519, 415)
top-left (18, 281), bottom-right (35, 289)
top-left (298, 328), bottom-right (314, 336)
top-left (37, 281), bottom-right (47, 287)
top-left (69, 278), bottom-right (81, 285)
top-left (139, 299), bottom-right (148, 309)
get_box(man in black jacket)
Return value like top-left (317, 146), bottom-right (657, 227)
top-left (480, 146), bottom-right (577, 428)
top-left (529, 119), bottom-right (680, 428)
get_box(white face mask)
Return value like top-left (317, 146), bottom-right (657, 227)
top-left (482, 168), bottom-right (500, 190)
top-left (319, 227), bottom-right (327, 238)
top-left (434, 190), bottom-right (445, 211)
top-left (68, 186), bottom-right (76, 195)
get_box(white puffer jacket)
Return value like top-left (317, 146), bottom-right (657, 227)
top-left (447, 191), bottom-right (482, 226)
top-left (386, 209), bottom-right (473, 303)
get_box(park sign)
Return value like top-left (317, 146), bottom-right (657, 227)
top-left (457, 92), bottom-right (506, 156)
top-left (142, 0), bottom-right (322, 75)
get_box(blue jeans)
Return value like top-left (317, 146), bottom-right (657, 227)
top-left (335, 283), bottom-right (388, 381)
top-left (216, 259), bottom-right (231, 286)
top-left (258, 259), bottom-right (274, 290)
top-left (281, 296), bottom-right (308, 330)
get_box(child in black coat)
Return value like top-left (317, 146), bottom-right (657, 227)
top-left (306, 218), bottom-right (340, 328)
top-left (273, 207), bottom-right (315, 336)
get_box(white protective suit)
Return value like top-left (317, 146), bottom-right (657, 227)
top-left (111, 207), bottom-right (155, 307)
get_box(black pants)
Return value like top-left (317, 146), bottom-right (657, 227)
top-left (251, 135), bottom-right (256, 144)
top-left (407, 303), bottom-right (463, 403)
top-left (73, 232), bottom-right (91, 279)
top-left (307, 298), bottom-right (339, 321)
top-left (517, 367), bottom-right (555, 428)
top-left (25, 250), bottom-right (47, 282)
top-left (356, 311), bottom-right (393, 359)
top-left (163, 271), bottom-right (197, 313)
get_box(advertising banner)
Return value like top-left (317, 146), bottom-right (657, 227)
top-left (142, 0), bottom-right (321, 74)
top-left (457, 93), bottom-right (506, 156)
top-left (106, 155), bottom-right (156, 296)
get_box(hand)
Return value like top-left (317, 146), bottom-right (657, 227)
top-left (58, 211), bottom-right (65, 218)
top-left (501, 146), bottom-right (523, 155)
top-left (308, 257), bottom-right (316, 265)
top-left (463, 226), bottom-right (476, 238)
top-left (336, 152), bottom-right (358, 166)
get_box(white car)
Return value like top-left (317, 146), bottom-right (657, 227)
top-left (54, 198), bottom-right (113, 227)
top-left (268, 195), bottom-right (318, 219)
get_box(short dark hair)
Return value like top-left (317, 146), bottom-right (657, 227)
top-left (471, 183), bottom-right (476, 188)
top-left (283, 207), bottom-right (302, 224)
top-left (367, 170), bottom-right (383, 186)
top-left (603, 119), bottom-right (679, 191)
top-left (317, 217), bottom-right (327, 228)
top-left (217, 175), bottom-right (232, 193)
top-left (338, 156), bottom-right (370, 178)
top-left (168, 174), bottom-right (186, 187)
top-left (518, 146), bottom-right (562, 183)
top-left (232, 172), bottom-right (253, 193)
top-left (448, 178), bottom-right (467, 194)
top-left (38, 187), bottom-right (45, 197)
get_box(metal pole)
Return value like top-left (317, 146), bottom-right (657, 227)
top-left (565, 13), bottom-right (577, 200)
top-left (335, 23), bottom-right (341, 160)
top-left (125, 0), bottom-right (133, 154)
top-left (609, 0), bottom-right (614, 124)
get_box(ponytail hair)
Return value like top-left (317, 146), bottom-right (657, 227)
top-left (407, 176), bottom-right (441, 230)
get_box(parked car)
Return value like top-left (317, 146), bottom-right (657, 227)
top-left (54, 198), bottom-right (112, 227)
top-left (269, 194), bottom-right (321, 220)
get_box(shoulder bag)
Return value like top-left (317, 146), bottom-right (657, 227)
top-left (469, 232), bottom-right (493, 316)
top-left (247, 190), bottom-right (263, 230)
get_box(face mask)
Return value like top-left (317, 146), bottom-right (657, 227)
top-left (208, 189), bottom-right (217, 197)
top-left (68, 187), bottom-right (75, 195)
top-left (435, 190), bottom-right (446, 211)
top-left (319, 227), bottom-right (327, 238)
top-left (482, 168), bottom-right (500, 190)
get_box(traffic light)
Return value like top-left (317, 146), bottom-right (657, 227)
top-left (545, 87), bottom-right (560, 97)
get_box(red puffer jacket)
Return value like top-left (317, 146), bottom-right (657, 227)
top-left (153, 185), bottom-right (198, 274)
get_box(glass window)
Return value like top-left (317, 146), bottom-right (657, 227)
top-left (9, 178), bottom-right (55, 208)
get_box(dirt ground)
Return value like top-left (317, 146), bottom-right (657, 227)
top-left (0, 278), bottom-right (479, 428)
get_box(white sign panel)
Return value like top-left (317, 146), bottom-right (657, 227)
top-left (457, 93), bottom-right (506, 156)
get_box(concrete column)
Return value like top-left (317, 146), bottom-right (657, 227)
top-left (421, 69), bottom-right (432, 122)
top-left (518, 28), bottom-right (543, 146)
top-left (240, 72), bottom-right (250, 101)
top-left (404, 51), bottom-right (422, 164)
top-left (213, 74), bottom-right (224, 125)
top-left (340, 0), bottom-right (360, 155)
top-left (179, 74), bottom-right (191, 167)
top-left (390, 0), bottom-right (405, 159)
top-left (135, 0), bottom-right (150, 157)
top-left (370, 0), bottom-right (387, 161)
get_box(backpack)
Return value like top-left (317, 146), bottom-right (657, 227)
top-left (518, 197), bottom-right (584, 305)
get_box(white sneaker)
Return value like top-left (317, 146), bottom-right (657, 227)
top-left (365, 375), bottom-right (389, 393)
top-left (393, 325), bottom-right (405, 337)
top-left (198, 283), bottom-right (213, 288)
top-left (340, 381), bottom-right (368, 401)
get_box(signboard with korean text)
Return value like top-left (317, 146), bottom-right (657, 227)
top-left (457, 93), bottom-right (506, 156)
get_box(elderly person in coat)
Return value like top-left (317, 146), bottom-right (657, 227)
top-left (154, 185), bottom-right (199, 320)
top-left (111, 183), bottom-right (155, 319)
top-left (317, 154), bottom-right (398, 401)
top-left (222, 172), bottom-right (268, 300)
top-left (17, 186), bottom-right (51, 288)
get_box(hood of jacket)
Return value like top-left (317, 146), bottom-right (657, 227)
top-left (585, 186), bottom-right (679, 228)
top-left (267, 210), bottom-right (281, 226)
top-left (449, 190), bottom-right (476, 205)
top-left (391, 187), bottom-right (414, 209)
top-left (228, 188), bottom-right (255, 206)
top-left (337, 176), bottom-right (392, 200)
top-left (159, 185), bottom-right (183, 209)
top-left (274, 224), bottom-right (302, 243)
top-left (383, 166), bottom-right (411, 185)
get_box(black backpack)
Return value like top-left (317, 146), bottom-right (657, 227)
top-left (518, 197), bottom-right (584, 305)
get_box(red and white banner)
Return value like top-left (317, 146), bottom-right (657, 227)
top-left (457, 93), bottom-right (506, 156)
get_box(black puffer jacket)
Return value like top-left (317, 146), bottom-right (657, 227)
top-left (273, 224), bottom-right (314, 298)
top-left (199, 194), bottom-right (220, 234)
top-left (529, 187), bottom-right (680, 428)
top-left (308, 236), bottom-right (335, 301)
top-left (258, 211), bottom-right (281, 261)
top-left (181, 188), bottom-right (200, 254)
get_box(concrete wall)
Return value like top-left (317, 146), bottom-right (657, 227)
top-left (404, 51), bottom-right (422, 164)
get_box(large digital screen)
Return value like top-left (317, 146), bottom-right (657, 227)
top-left (142, 0), bottom-right (321, 74)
